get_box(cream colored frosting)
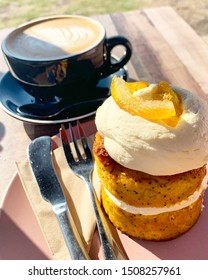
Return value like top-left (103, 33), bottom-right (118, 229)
top-left (95, 85), bottom-right (208, 175)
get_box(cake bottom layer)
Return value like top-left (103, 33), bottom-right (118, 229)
top-left (101, 186), bottom-right (204, 240)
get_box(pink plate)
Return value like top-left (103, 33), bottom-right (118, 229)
top-left (1, 134), bottom-right (208, 259)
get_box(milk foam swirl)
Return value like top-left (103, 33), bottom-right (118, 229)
top-left (6, 17), bottom-right (104, 60)
top-left (27, 26), bottom-right (95, 51)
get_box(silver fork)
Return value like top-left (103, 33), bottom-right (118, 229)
top-left (60, 121), bottom-right (127, 260)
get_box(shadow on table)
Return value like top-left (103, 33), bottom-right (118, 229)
top-left (23, 122), bottom-right (61, 140)
top-left (0, 122), bottom-right (5, 152)
top-left (0, 71), bottom-right (4, 79)
top-left (23, 117), bottom-right (96, 140)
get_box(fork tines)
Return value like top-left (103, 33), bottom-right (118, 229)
top-left (60, 121), bottom-right (92, 163)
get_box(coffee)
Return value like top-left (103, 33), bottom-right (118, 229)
top-left (2, 15), bottom-right (132, 101)
top-left (5, 16), bottom-right (105, 60)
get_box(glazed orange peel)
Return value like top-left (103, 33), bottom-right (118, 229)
top-left (111, 76), bottom-right (183, 127)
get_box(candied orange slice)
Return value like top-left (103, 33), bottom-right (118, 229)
top-left (157, 81), bottom-right (183, 117)
top-left (125, 80), bottom-right (149, 93)
top-left (111, 77), bottom-right (183, 127)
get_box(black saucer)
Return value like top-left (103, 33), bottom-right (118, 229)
top-left (0, 62), bottom-right (128, 124)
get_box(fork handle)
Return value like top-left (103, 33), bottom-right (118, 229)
top-left (55, 210), bottom-right (90, 260)
top-left (86, 180), bottom-right (120, 260)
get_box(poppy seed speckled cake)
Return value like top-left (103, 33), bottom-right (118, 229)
top-left (93, 77), bottom-right (208, 240)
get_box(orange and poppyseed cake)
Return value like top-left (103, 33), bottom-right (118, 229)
top-left (93, 76), bottom-right (208, 240)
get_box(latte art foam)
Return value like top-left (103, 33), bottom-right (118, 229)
top-left (6, 16), bottom-right (104, 60)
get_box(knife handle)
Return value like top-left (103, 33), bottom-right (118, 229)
top-left (55, 209), bottom-right (90, 260)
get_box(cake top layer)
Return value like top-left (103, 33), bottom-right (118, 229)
top-left (95, 77), bottom-right (208, 175)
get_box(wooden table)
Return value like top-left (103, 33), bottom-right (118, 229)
top-left (1, 6), bottom-right (208, 205)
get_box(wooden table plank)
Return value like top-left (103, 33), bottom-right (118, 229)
top-left (109, 9), bottom-right (206, 98)
top-left (145, 6), bottom-right (208, 94)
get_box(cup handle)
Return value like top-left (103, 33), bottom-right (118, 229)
top-left (102, 36), bottom-right (132, 77)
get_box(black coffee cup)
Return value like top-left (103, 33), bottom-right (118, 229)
top-left (2, 15), bottom-right (132, 101)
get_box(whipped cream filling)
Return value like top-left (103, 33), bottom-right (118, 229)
top-left (104, 184), bottom-right (206, 215)
top-left (95, 85), bottom-right (208, 175)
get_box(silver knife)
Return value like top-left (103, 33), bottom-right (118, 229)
top-left (28, 136), bottom-right (90, 260)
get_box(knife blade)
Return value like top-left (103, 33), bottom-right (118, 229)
top-left (27, 136), bottom-right (89, 260)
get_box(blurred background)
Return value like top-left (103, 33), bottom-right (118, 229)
top-left (0, 0), bottom-right (208, 43)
